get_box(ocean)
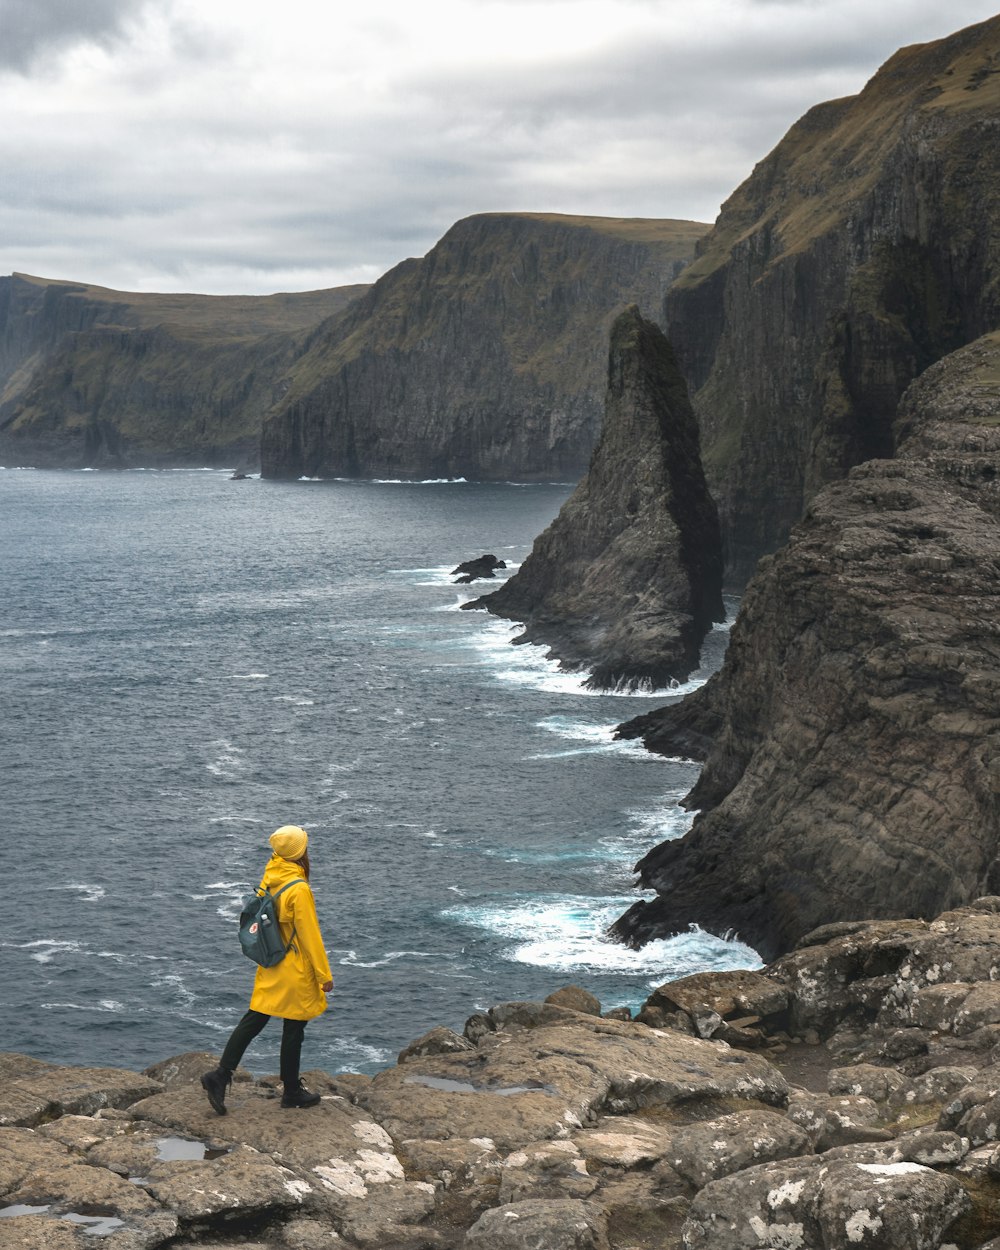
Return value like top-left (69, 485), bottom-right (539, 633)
top-left (0, 468), bottom-right (757, 1077)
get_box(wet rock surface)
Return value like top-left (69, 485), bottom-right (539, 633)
top-left (11, 910), bottom-right (1000, 1246)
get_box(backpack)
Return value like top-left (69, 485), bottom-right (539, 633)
top-left (238, 879), bottom-right (305, 967)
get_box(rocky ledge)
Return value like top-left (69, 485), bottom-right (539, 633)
top-left (10, 900), bottom-right (1000, 1248)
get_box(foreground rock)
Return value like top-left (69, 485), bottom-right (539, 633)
top-left (17, 905), bottom-right (1000, 1245)
top-left (464, 306), bottom-right (724, 690)
top-left (13, 905), bottom-right (1000, 1246)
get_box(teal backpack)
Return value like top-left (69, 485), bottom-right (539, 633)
top-left (238, 880), bottom-right (305, 967)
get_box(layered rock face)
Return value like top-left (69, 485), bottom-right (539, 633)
top-left (464, 307), bottom-right (723, 689)
top-left (0, 273), bottom-right (366, 469)
top-left (670, 15), bottom-right (1000, 581)
top-left (260, 213), bottom-right (708, 482)
top-left (614, 331), bottom-right (1000, 959)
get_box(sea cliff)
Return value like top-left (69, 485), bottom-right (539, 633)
top-left (0, 274), bottom-right (366, 470)
top-left (613, 329), bottom-right (1000, 961)
top-left (670, 14), bottom-right (1000, 582)
top-left (260, 213), bottom-right (708, 482)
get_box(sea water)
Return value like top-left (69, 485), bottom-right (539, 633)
top-left (0, 469), bottom-right (757, 1076)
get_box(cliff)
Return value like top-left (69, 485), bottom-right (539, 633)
top-left (463, 306), bottom-right (724, 690)
top-left (11, 899), bottom-right (1000, 1247)
top-left (0, 273), bottom-right (366, 468)
top-left (260, 213), bottom-right (708, 482)
top-left (668, 15), bottom-right (1000, 582)
top-left (613, 329), bottom-right (1000, 961)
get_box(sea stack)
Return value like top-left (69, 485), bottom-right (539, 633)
top-left (464, 306), bottom-right (724, 690)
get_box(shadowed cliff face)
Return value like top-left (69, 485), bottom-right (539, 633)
top-left (260, 213), bottom-right (708, 482)
top-left (463, 306), bottom-right (724, 690)
top-left (670, 15), bottom-right (1000, 583)
top-left (613, 333), bottom-right (1000, 960)
top-left (0, 274), bottom-right (367, 469)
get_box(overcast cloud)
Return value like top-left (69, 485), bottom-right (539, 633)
top-left (1, 0), bottom-right (997, 294)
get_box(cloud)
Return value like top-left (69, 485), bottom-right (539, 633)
top-left (0, 0), bottom-right (153, 72)
top-left (0, 0), bottom-right (997, 293)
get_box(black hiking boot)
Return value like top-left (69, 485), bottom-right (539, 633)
top-left (200, 1066), bottom-right (232, 1116)
top-left (281, 1081), bottom-right (321, 1109)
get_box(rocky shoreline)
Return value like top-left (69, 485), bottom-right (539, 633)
top-left (9, 899), bottom-right (1000, 1249)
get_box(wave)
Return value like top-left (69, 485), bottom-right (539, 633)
top-left (205, 740), bottom-right (249, 781)
top-left (51, 883), bottom-right (106, 903)
top-left (337, 948), bottom-right (445, 970)
top-left (442, 893), bottom-right (760, 980)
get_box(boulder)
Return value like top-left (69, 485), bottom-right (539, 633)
top-left (786, 1092), bottom-right (892, 1151)
top-left (827, 1065), bottom-right (908, 1103)
top-left (0, 1060), bottom-right (162, 1128)
top-left (669, 1109), bottom-right (811, 1188)
top-left (398, 1027), bottom-right (476, 1065)
top-left (683, 1155), bottom-right (969, 1250)
top-left (464, 1198), bottom-right (609, 1250)
top-left (498, 1139), bottom-right (596, 1204)
top-left (141, 1143), bottom-right (310, 1225)
top-left (641, 970), bottom-right (789, 1034)
top-left (545, 987), bottom-right (602, 1017)
top-left (130, 1080), bottom-right (433, 1241)
top-left (570, 1116), bottom-right (676, 1172)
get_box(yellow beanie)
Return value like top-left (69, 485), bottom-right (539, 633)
top-left (269, 825), bottom-right (309, 861)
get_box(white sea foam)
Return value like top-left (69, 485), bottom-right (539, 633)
top-left (273, 694), bottom-right (315, 706)
top-left (527, 716), bottom-right (664, 760)
top-left (41, 1000), bottom-right (127, 1013)
top-left (338, 949), bottom-right (443, 969)
top-left (459, 619), bottom-right (679, 698)
top-left (14, 939), bottom-right (83, 964)
top-left (205, 740), bottom-right (248, 780)
top-left (226, 672), bottom-right (269, 680)
top-left (53, 883), bottom-right (106, 903)
top-left (327, 1039), bottom-right (394, 1068)
top-left (442, 894), bottom-right (760, 978)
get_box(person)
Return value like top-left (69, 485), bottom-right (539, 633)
top-left (201, 824), bottom-right (334, 1113)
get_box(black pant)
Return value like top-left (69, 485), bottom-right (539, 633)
top-left (220, 1009), bottom-right (307, 1088)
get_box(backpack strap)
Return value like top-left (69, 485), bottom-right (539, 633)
top-left (270, 879), bottom-right (307, 953)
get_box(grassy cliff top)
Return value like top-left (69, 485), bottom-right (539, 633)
top-left (9, 272), bottom-right (369, 339)
top-left (471, 212), bottom-right (710, 249)
top-left (673, 14), bottom-right (1000, 288)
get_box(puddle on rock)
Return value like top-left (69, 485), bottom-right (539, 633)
top-left (0, 1204), bottom-right (125, 1237)
top-left (155, 1135), bottom-right (229, 1162)
top-left (404, 1074), bottom-right (551, 1096)
top-left (63, 1212), bottom-right (126, 1237)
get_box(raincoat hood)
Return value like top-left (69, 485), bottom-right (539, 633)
top-left (261, 853), bottom-right (307, 892)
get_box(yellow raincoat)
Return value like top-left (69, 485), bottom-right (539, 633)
top-left (249, 854), bottom-right (332, 1020)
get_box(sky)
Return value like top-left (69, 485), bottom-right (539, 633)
top-left (2, 0), bottom-right (998, 296)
